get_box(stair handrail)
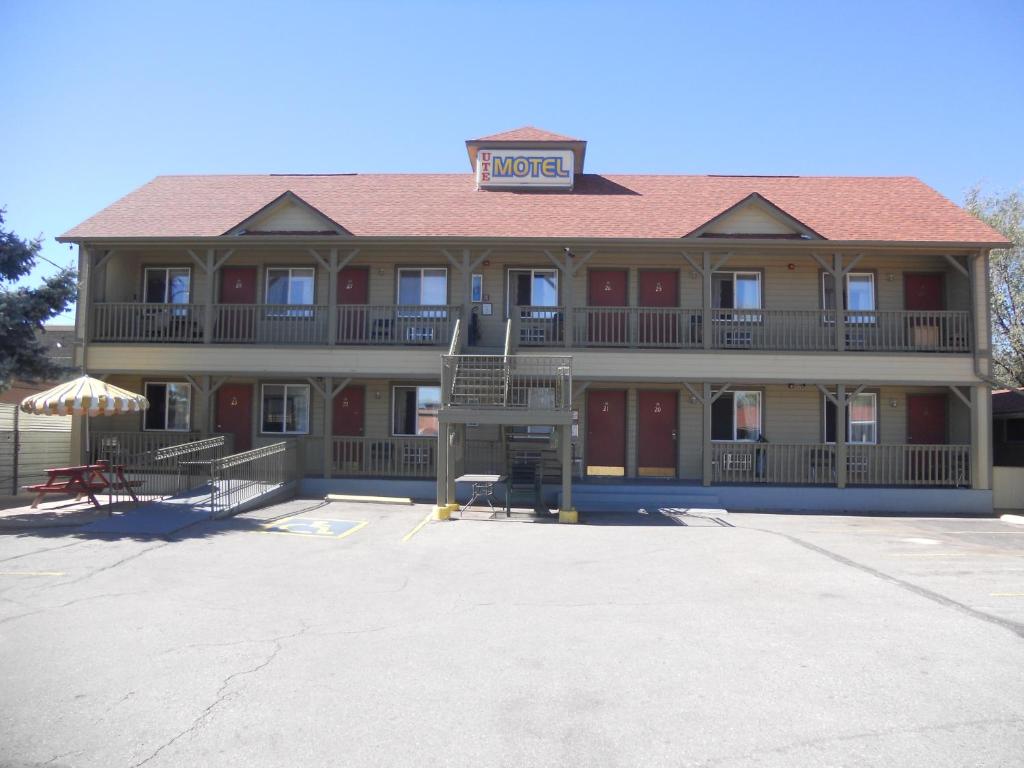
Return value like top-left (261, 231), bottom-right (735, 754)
top-left (448, 317), bottom-right (462, 355)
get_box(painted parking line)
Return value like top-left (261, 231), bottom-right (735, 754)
top-left (0, 571), bottom-right (65, 577)
top-left (990, 592), bottom-right (1024, 597)
top-left (260, 518), bottom-right (367, 539)
top-left (402, 510), bottom-right (435, 543)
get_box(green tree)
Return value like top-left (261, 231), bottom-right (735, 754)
top-left (965, 187), bottom-right (1024, 388)
top-left (0, 207), bottom-right (78, 391)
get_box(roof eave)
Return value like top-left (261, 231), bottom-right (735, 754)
top-left (55, 234), bottom-right (1009, 251)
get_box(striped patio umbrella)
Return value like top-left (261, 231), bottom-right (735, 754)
top-left (19, 375), bottom-right (149, 417)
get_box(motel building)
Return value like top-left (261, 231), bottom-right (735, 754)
top-left (60, 126), bottom-right (1009, 519)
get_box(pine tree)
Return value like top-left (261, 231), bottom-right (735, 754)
top-left (0, 207), bottom-right (78, 390)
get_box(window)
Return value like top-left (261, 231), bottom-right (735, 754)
top-left (392, 385), bottom-right (441, 436)
top-left (143, 382), bottom-right (191, 431)
top-left (712, 271), bottom-right (761, 310)
top-left (471, 274), bottom-right (484, 303)
top-left (398, 268), bottom-right (447, 305)
top-left (265, 268), bottom-right (315, 318)
top-left (823, 392), bottom-right (878, 444)
top-left (711, 391), bottom-right (762, 441)
top-left (144, 267), bottom-right (191, 304)
top-left (823, 272), bottom-right (875, 323)
top-left (508, 269), bottom-right (558, 313)
top-left (261, 384), bottom-right (310, 434)
top-left (1005, 418), bottom-right (1024, 443)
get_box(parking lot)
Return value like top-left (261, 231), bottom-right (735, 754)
top-left (1, 501), bottom-right (1022, 767)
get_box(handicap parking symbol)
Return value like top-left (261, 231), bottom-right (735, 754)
top-left (261, 517), bottom-right (366, 539)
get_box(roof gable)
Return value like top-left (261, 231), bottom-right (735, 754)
top-left (224, 190), bottom-right (350, 236)
top-left (471, 125), bottom-right (581, 142)
top-left (686, 192), bottom-right (823, 239)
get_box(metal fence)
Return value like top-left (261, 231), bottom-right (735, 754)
top-left (443, 355), bottom-right (572, 409)
top-left (209, 441), bottom-right (296, 517)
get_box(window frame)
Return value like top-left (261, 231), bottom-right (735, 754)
top-left (142, 381), bottom-right (192, 432)
top-left (506, 268), bottom-right (560, 317)
top-left (391, 384), bottom-right (442, 438)
top-left (822, 391), bottom-right (878, 444)
top-left (264, 267), bottom-right (316, 319)
top-left (259, 383), bottom-right (311, 435)
top-left (821, 271), bottom-right (877, 324)
top-left (711, 390), bottom-right (762, 442)
top-left (143, 266), bottom-right (192, 305)
top-left (711, 270), bottom-right (762, 311)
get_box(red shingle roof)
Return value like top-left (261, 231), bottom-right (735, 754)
top-left (60, 173), bottom-right (1008, 244)
top-left (469, 126), bottom-right (582, 143)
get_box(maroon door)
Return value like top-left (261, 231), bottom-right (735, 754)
top-left (337, 267), bottom-right (370, 343)
top-left (638, 391), bottom-right (677, 476)
top-left (332, 385), bottom-right (365, 472)
top-left (904, 274), bottom-right (944, 311)
top-left (588, 270), bottom-right (628, 345)
top-left (907, 394), bottom-right (947, 444)
top-left (218, 267), bottom-right (257, 341)
top-left (638, 270), bottom-right (679, 346)
top-left (586, 389), bottom-right (626, 475)
top-left (215, 384), bottom-right (253, 453)
top-left (904, 273), bottom-right (946, 349)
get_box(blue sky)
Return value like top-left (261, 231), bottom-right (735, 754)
top-left (2, 0), bottom-right (1022, 322)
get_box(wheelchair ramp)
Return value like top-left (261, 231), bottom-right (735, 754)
top-left (81, 484), bottom-right (217, 536)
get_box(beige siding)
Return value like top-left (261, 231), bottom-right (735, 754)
top-left (703, 203), bottom-right (798, 235)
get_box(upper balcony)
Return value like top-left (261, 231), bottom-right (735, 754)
top-left (90, 303), bottom-right (461, 347)
top-left (513, 306), bottom-right (973, 354)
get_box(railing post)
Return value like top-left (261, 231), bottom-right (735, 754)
top-left (702, 382), bottom-right (712, 486)
top-left (836, 383), bottom-right (847, 489)
top-left (833, 254), bottom-right (846, 352)
top-left (558, 423), bottom-right (576, 523)
top-left (702, 252), bottom-right (712, 350)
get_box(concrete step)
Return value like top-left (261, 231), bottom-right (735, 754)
top-left (563, 485), bottom-right (721, 512)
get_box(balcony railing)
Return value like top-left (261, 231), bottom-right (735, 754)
top-left (212, 304), bottom-right (329, 345)
top-left (442, 354), bottom-right (572, 409)
top-left (91, 303), bottom-right (458, 347)
top-left (91, 303), bottom-right (204, 343)
top-left (90, 302), bottom-right (971, 353)
top-left (337, 305), bottom-right (458, 346)
top-left (331, 436), bottom-right (436, 477)
top-left (559, 307), bottom-right (970, 352)
top-left (711, 442), bottom-right (969, 487)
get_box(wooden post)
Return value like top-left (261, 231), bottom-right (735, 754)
top-left (626, 388), bottom-right (638, 478)
top-left (836, 383), bottom-right (847, 488)
top-left (702, 252), bottom-right (712, 350)
top-left (562, 255), bottom-right (574, 348)
top-left (558, 422), bottom-right (576, 522)
top-left (323, 376), bottom-right (333, 479)
top-left (702, 382), bottom-right (712, 486)
top-left (326, 250), bottom-right (339, 346)
top-left (833, 254), bottom-right (845, 352)
top-left (436, 423), bottom-right (448, 508)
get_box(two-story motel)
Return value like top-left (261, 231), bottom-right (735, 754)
top-left (59, 127), bottom-right (1009, 519)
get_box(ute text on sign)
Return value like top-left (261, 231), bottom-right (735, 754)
top-left (477, 148), bottom-right (575, 190)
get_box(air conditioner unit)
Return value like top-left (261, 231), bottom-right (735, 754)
top-left (723, 330), bottom-right (753, 347)
top-left (405, 326), bottom-right (435, 343)
top-left (722, 453), bottom-right (753, 471)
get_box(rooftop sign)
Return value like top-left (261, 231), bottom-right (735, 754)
top-left (476, 148), bottom-right (575, 190)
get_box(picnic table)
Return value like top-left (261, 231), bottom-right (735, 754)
top-left (23, 461), bottom-right (141, 509)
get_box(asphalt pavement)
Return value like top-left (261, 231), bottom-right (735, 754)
top-left (1, 500), bottom-right (1022, 767)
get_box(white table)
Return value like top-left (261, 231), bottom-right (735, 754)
top-left (455, 474), bottom-right (506, 514)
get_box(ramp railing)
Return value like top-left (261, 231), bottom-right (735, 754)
top-left (208, 441), bottom-right (297, 518)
